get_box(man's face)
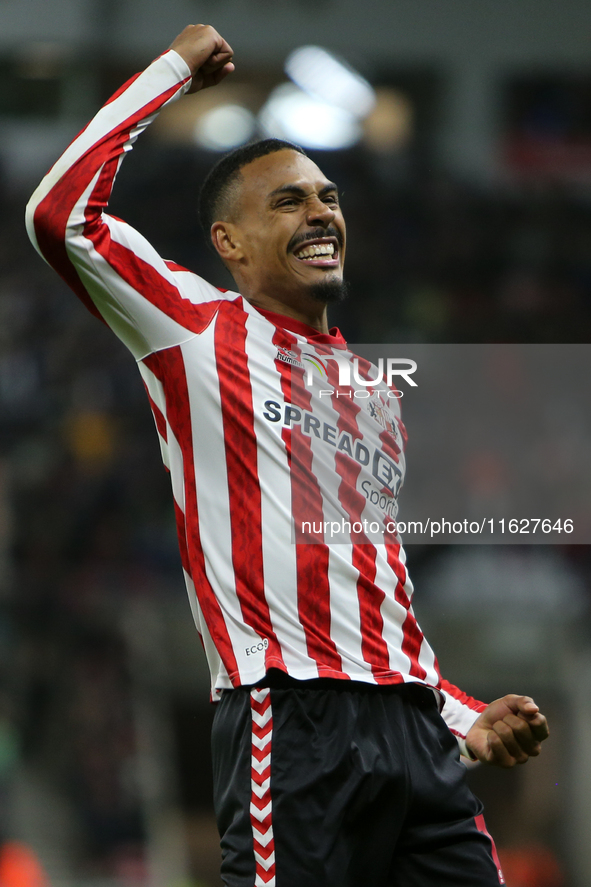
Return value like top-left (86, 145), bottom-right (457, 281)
top-left (226, 149), bottom-right (346, 305)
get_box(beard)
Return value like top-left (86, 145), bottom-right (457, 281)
top-left (308, 275), bottom-right (349, 304)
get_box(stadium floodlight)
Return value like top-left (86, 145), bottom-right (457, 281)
top-left (194, 104), bottom-right (257, 151)
top-left (285, 45), bottom-right (376, 119)
top-left (259, 83), bottom-right (360, 150)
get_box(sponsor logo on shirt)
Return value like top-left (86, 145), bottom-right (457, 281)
top-left (245, 638), bottom-right (269, 657)
top-left (275, 347), bottom-right (329, 380)
top-left (262, 399), bottom-right (403, 497)
top-left (275, 347), bottom-right (304, 368)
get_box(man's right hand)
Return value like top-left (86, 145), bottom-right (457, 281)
top-left (169, 24), bottom-right (234, 93)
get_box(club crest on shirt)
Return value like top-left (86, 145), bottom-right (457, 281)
top-left (365, 393), bottom-right (399, 435)
top-left (360, 393), bottom-right (407, 460)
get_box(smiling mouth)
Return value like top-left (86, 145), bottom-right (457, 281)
top-left (292, 237), bottom-right (340, 267)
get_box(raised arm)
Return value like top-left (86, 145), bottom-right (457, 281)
top-left (25, 25), bottom-right (235, 359)
top-left (169, 24), bottom-right (234, 92)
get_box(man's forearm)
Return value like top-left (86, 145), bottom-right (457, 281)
top-left (25, 22), bottom-right (235, 285)
top-left (26, 50), bottom-right (192, 266)
top-left (438, 677), bottom-right (488, 757)
top-left (24, 50), bottom-right (196, 354)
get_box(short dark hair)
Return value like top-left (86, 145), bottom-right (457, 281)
top-left (198, 138), bottom-right (308, 243)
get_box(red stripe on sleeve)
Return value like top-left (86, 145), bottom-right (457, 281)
top-left (174, 501), bottom-right (191, 575)
top-left (440, 679), bottom-right (487, 713)
top-left (83, 207), bottom-right (222, 334)
top-left (103, 72), bottom-right (144, 106)
top-left (31, 81), bottom-right (187, 321)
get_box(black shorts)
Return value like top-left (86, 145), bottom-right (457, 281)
top-left (211, 675), bottom-right (505, 887)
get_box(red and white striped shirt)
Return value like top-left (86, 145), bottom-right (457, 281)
top-left (25, 49), bottom-right (485, 748)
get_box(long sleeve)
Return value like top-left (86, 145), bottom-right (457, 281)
top-left (25, 49), bottom-right (227, 360)
top-left (438, 677), bottom-right (487, 758)
top-left (25, 47), bottom-right (496, 726)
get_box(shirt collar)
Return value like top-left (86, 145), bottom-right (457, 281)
top-left (254, 306), bottom-right (346, 346)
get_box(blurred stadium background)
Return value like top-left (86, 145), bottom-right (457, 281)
top-left (1, 0), bottom-right (591, 884)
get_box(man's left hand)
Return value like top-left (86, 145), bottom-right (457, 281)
top-left (466, 695), bottom-right (549, 768)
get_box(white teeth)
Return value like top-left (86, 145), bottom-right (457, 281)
top-left (295, 242), bottom-right (336, 259)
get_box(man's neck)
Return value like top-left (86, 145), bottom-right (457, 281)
top-left (244, 293), bottom-right (329, 334)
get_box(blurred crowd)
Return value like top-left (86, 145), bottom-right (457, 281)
top-left (0, 131), bottom-right (590, 883)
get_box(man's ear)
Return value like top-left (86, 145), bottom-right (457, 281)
top-left (211, 221), bottom-right (244, 263)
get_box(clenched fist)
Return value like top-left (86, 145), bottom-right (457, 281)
top-left (466, 694), bottom-right (549, 768)
top-left (169, 24), bottom-right (234, 92)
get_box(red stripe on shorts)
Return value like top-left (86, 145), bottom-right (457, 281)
top-left (475, 814), bottom-right (505, 884)
top-left (250, 688), bottom-right (276, 886)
